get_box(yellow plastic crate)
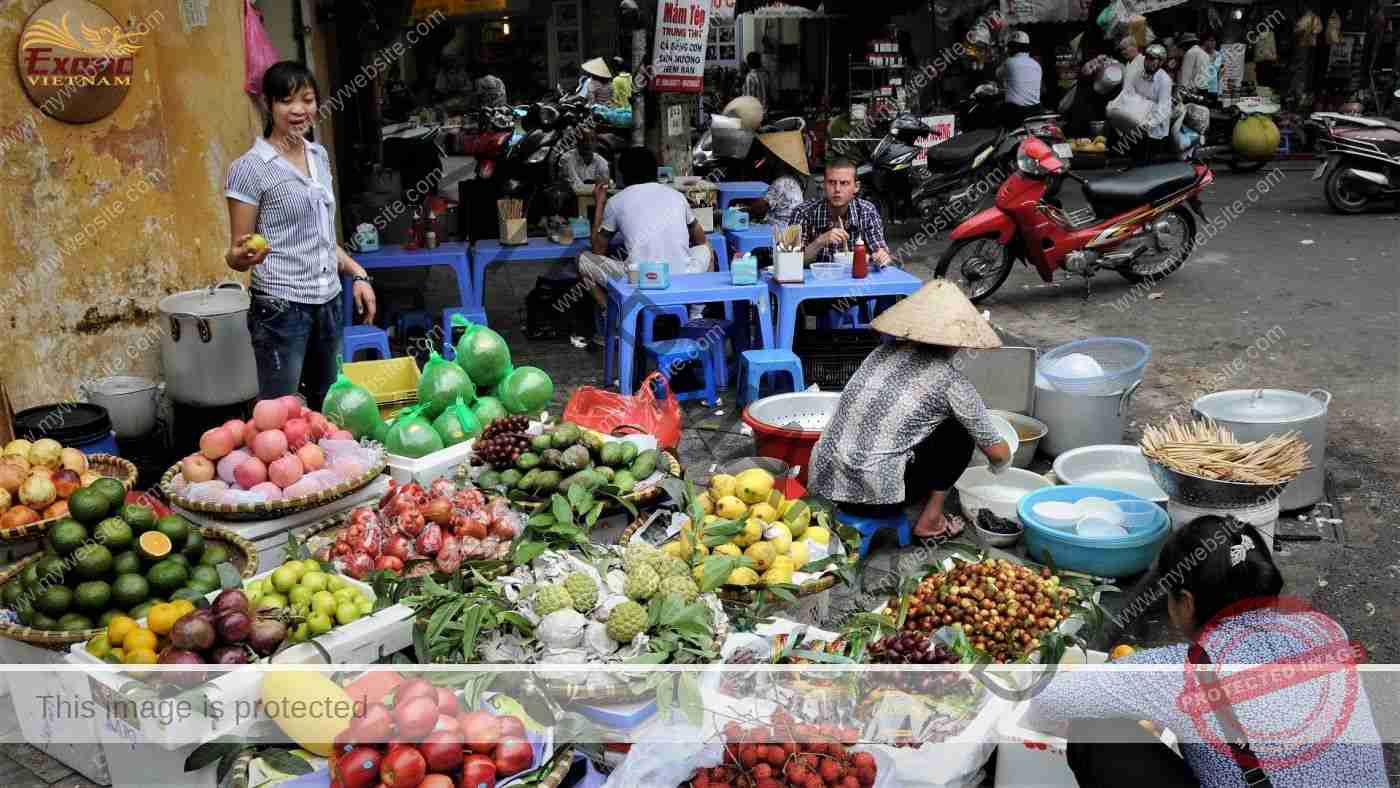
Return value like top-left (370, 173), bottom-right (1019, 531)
top-left (344, 357), bottom-right (420, 406)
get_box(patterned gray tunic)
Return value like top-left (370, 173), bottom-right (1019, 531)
top-left (807, 343), bottom-right (1004, 505)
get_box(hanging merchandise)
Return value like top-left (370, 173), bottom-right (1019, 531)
top-left (242, 0), bottom-right (281, 95)
top-left (1254, 29), bottom-right (1278, 62)
top-left (1326, 11), bottom-right (1342, 45)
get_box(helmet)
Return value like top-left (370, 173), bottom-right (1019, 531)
top-left (1009, 30), bottom-right (1030, 45)
top-left (1146, 44), bottom-right (1167, 59)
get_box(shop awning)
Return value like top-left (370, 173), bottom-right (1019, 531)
top-left (411, 0), bottom-right (517, 18)
top-left (734, 0), bottom-right (920, 15)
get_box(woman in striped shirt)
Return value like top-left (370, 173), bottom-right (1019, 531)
top-left (225, 62), bottom-right (377, 409)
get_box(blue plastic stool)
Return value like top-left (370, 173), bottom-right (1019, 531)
top-left (640, 305), bottom-right (689, 344)
top-left (343, 325), bottom-right (390, 361)
top-left (836, 510), bottom-right (913, 560)
top-left (739, 349), bottom-right (805, 405)
top-left (679, 318), bottom-right (734, 390)
top-left (440, 306), bottom-right (489, 360)
top-left (393, 309), bottom-right (435, 340)
top-left (644, 339), bottom-right (717, 403)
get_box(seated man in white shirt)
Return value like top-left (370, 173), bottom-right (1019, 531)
top-left (561, 129), bottom-right (610, 189)
top-left (997, 30), bottom-right (1043, 129)
top-left (1125, 44), bottom-right (1174, 164)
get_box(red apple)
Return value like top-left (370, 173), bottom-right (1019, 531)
top-left (492, 737), bottom-right (532, 777)
top-left (335, 747), bottom-right (383, 788)
top-left (419, 777), bottom-right (455, 788)
top-left (434, 714), bottom-right (461, 734)
top-left (375, 555), bottom-right (404, 573)
top-left (434, 688), bottom-right (460, 716)
top-left (380, 745), bottom-right (426, 788)
top-left (419, 730), bottom-right (464, 773)
top-left (460, 754), bottom-right (496, 788)
top-left (356, 703), bottom-right (394, 743)
top-left (395, 679), bottom-right (437, 707)
top-left (458, 711), bottom-right (501, 755)
top-left (395, 696), bottom-right (440, 741)
top-left (495, 715), bottom-right (526, 740)
top-left (383, 535), bottom-right (411, 561)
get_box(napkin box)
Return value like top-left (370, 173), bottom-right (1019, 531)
top-left (731, 254), bottom-right (758, 285)
top-left (722, 207), bottom-right (750, 230)
top-left (638, 260), bottom-right (670, 289)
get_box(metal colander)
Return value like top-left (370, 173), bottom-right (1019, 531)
top-left (743, 392), bottom-right (842, 433)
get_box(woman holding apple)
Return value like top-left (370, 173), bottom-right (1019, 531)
top-left (225, 61), bottom-right (376, 410)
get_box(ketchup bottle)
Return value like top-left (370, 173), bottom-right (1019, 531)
top-left (852, 237), bottom-right (869, 279)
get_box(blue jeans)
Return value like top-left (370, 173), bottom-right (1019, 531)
top-left (248, 294), bottom-right (343, 410)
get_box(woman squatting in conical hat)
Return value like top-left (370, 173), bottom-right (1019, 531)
top-left (806, 281), bottom-right (1013, 539)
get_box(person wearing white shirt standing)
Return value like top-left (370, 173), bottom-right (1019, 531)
top-left (1177, 33), bottom-right (1211, 95)
top-left (997, 31), bottom-right (1043, 129)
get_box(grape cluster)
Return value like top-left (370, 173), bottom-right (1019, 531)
top-left (474, 417), bottom-right (532, 465)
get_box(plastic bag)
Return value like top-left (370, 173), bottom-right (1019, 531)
top-left (450, 314), bottom-right (513, 388)
top-left (323, 371), bottom-right (381, 439)
top-left (243, 0), bottom-right (281, 96)
top-left (562, 371), bottom-right (682, 450)
top-left (432, 396), bottom-right (482, 447)
top-left (498, 366), bottom-right (555, 416)
top-left (418, 340), bottom-right (476, 420)
top-left (1106, 89), bottom-right (1152, 134)
top-left (473, 395), bottom-right (509, 426)
top-left (385, 404), bottom-right (445, 459)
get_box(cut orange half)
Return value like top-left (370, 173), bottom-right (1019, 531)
top-left (136, 530), bottom-right (172, 561)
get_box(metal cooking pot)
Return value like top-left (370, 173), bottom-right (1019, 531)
top-left (1192, 388), bottom-right (1330, 511)
top-left (81, 376), bottom-right (164, 438)
top-left (1034, 379), bottom-right (1141, 458)
top-left (159, 281), bottom-right (259, 407)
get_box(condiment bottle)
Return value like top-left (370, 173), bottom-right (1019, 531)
top-left (852, 237), bottom-right (869, 279)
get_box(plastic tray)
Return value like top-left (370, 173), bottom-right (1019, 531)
top-left (344, 357), bottom-right (421, 405)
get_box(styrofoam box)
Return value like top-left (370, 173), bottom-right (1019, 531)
top-left (1, 637), bottom-right (111, 785)
top-left (386, 420), bottom-right (548, 485)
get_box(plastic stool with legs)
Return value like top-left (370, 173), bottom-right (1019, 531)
top-left (343, 325), bottom-right (391, 361)
top-left (835, 510), bottom-right (913, 560)
top-left (643, 339), bottom-right (717, 403)
top-left (678, 318), bottom-right (734, 390)
top-left (739, 349), bottom-right (805, 405)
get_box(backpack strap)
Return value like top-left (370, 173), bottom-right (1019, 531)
top-left (1187, 643), bottom-right (1275, 788)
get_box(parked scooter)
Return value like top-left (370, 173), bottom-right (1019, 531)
top-left (937, 137), bottom-right (1214, 302)
top-left (692, 116), bottom-right (806, 181)
top-left (1175, 89), bottom-right (1278, 173)
top-left (1308, 96), bottom-right (1400, 214)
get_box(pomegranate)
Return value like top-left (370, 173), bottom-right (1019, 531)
top-left (383, 535), bottom-right (411, 561)
top-left (349, 553), bottom-right (375, 579)
top-left (380, 745), bottom-right (426, 788)
top-left (415, 524), bottom-right (443, 556)
top-left (423, 498), bottom-right (452, 526)
top-left (375, 555), bottom-right (404, 573)
top-left (492, 737), bottom-right (532, 777)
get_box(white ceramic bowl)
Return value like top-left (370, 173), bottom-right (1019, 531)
top-left (954, 466), bottom-right (1051, 522)
top-left (1031, 500), bottom-right (1079, 530)
top-left (1076, 516), bottom-right (1130, 539)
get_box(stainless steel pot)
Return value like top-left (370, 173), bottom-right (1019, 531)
top-left (81, 376), bottom-right (164, 438)
top-left (159, 281), bottom-right (259, 406)
top-left (1192, 388), bottom-right (1330, 511)
top-left (1034, 379), bottom-right (1141, 457)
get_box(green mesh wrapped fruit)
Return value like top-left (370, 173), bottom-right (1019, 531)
top-left (606, 600), bottom-right (647, 643)
top-left (451, 315), bottom-right (514, 388)
top-left (498, 366), bottom-right (555, 416)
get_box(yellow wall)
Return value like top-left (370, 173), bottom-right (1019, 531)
top-left (0, 0), bottom-right (263, 410)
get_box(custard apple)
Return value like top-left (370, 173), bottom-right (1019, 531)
top-left (533, 583), bottom-right (574, 617)
top-left (624, 564), bottom-right (660, 601)
top-left (606, 600), bottom-right (647, 643)
top-left (659, 575), bottom-right (699, 603)
top-left (622, 542), bottom-right (660, 575)
top-left (659, 555), bottom-right (690, 578)
top-left (563, 572), bottom-right (599, 612)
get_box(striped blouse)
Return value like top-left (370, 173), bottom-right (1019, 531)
top-left (225, 136), bottom-right (341, 305)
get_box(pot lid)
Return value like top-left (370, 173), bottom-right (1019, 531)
top-left (88, 376), bottom-right (158, 396)
top-left (1193, 388), bottom-right (1328, 424)
top-left (159, 284), bottom-right (249, 318)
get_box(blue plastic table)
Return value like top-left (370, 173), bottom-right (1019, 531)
top-left (605, 273), bottom-right (775, 395)
top-left (724, 225), bottom-right (774, 257)
top-left (342, 242), bottom-right (471, 326)
top-left (716, 181), bottom-right (769, 211)
top-left (765, 266), bottom-right (923, 349)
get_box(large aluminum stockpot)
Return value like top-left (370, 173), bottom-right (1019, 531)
top-left (159, 281), bottom-right (259, 406)
top-left (1192, 388), bottom-right (1330, 511)
top-left (1034, 379), bottom-right (1141, 458)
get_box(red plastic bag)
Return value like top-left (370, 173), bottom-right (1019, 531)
top-left (243, 0), bottom-right (281, 96)
top-left (562, 372), bottom-right (682, 450)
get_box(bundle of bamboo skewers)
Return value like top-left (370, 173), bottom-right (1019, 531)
top-left (497, 198), bottom-right (523, 224)
top-left (774, 223), bottom-right (801, 253)
top-left (1140, 416), bottom-right (1311, 485)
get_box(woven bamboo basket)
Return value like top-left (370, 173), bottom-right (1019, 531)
top-left (227, 746), bottom-right (575, 788)
top-left (0, 455), bottom-right (139, 543)
top-left (0, 525), bottom-right (259, 648)
top-left (158, 448), bottom-right (387, 521)
top-left (460, 451), bottom-right (683, 514)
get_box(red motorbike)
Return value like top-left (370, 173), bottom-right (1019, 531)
top-left (936, 137), bottom-right (1214, 302)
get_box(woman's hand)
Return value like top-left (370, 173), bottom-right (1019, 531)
top-left (226, 234), bottom-right (269, 271)
top-left (352, 279), bottom-right (377, 324)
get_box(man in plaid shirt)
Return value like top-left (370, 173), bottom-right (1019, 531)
top-left (791, 159), bottom-right (893, 266)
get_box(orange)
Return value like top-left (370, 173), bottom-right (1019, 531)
top-left (170, 599), bottom-right (196, 618)
top-left (1110, 644), bottom-right (1136, 660)
top-left (123, 627), bottom-right (157, 653)
top-left (147, 603), bottom-right (181, 636)
top-left (123, 647), bottom-right (157, 675)
top-left (106, 615), bottom-right (137, 648)
top-left (137, 530), bottom-right (172, 560)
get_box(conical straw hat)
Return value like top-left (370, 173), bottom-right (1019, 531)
top-left (582, 58), bottom-right (613, 79)
top-left (871, 279), bottom-right (1003, 349)
top-left (757, 131), bottom-right (810, 176)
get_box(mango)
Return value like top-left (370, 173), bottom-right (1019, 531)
top-left (744, 542), bottom-right (776, 572)
top-left (804, 526), bottom-right (831, 546)
top-left (734, 468), bottom-right (775, 505)
top-left (715, 495), bottom-right (748, 520)
top-left (749, 503), bottom-right (778, 524)
top-left (727, 567), bottom-right (759, 587)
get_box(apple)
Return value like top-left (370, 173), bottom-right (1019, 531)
top-left (420, 777), bottom-right (455, 788)
top-left (496, 715), bottom-right (526, 741)
top-left (493, 738), bottom-right (532, 777)
top-left (460, 754), bottom-right (496, 788)
top-left (356, 703), bottom-right (394, 743)
top-left (458, 711), bottom-right (501, 755)
top-left (434, 688), bottom-right (460, 716)
top-left (380, 745), bottom-right (426, 788)
top-left (394, 695), bottom-right (439, 740)
top-left (335, 747), bottom-right (382, 788)
top-left (395, 679), bottom-right (437, 707)
top-left (419, 730), bottom-right (464, 773)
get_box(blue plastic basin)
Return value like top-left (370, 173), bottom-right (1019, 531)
top-left (1018, 485), bottom-right (1170, 577)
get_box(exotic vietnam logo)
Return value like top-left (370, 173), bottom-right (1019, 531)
top-left (17, 0), bottom-right (153, 123)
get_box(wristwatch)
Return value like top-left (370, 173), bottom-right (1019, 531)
top-left (352, 274), bottom-right (372, 285)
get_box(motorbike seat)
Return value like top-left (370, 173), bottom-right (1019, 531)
top-left (1082, 163), bottom-right (1198, 205)
top-left (924, 128), bottom-right (1000, 166)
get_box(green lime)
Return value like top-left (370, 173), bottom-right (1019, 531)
top-left (118, 504), bottom-right (156, 534)
top-left (48, 519), bottom-right (88, 557)
top-left (74, 581), bottom-right (111, 613)
top-left (189, 565), bottom-right (220, 590)
top-left (198, 543), bottom-right (230, 567)
top-left (154, 516), bottom-right (190, 552)
top-left (14, 597), bottom-right (34, 625)
top-left (31, 612), bottom-right (59, 630)
top-left (165, 553), bottom-right (191, 571)
top-left (111, 574), bottom-right (149, 609)
top-left (182, 531), bottom-right (206, 562)
top-left (90, 478), bottom-right (126, 511)
top-left (97, 609), bottom-right (121, 628)
top-left (2, 581), bottom-right (23, 608)
top-left (74, 544), bottom-right (114, 580)
top-left (94, 518), bottom-right (133, 551)
top-left (128, 601), bottom-right (156, 621)
top-left (66, 487), bottom-right (110, 524)
top-left (187, 580), bottom-right (217, 596)
top-left (34, 555), bottom-right (68, 587)
top-left (57, 612), bottom-right (94, 631)
top-left (36, 585), bottom-right (73, 617)
top-left (21, 563), bottom-right (39, 590)
top-left (146, 560), bottom-right (188, 595)
top-left (111, 551), bottom-right (141, 577)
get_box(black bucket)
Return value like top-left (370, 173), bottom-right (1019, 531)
top-left (14, 403), bottom-right (119, 454)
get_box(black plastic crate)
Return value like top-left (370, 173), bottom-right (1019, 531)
top-left (792, 328), bottom-right (885, 391)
